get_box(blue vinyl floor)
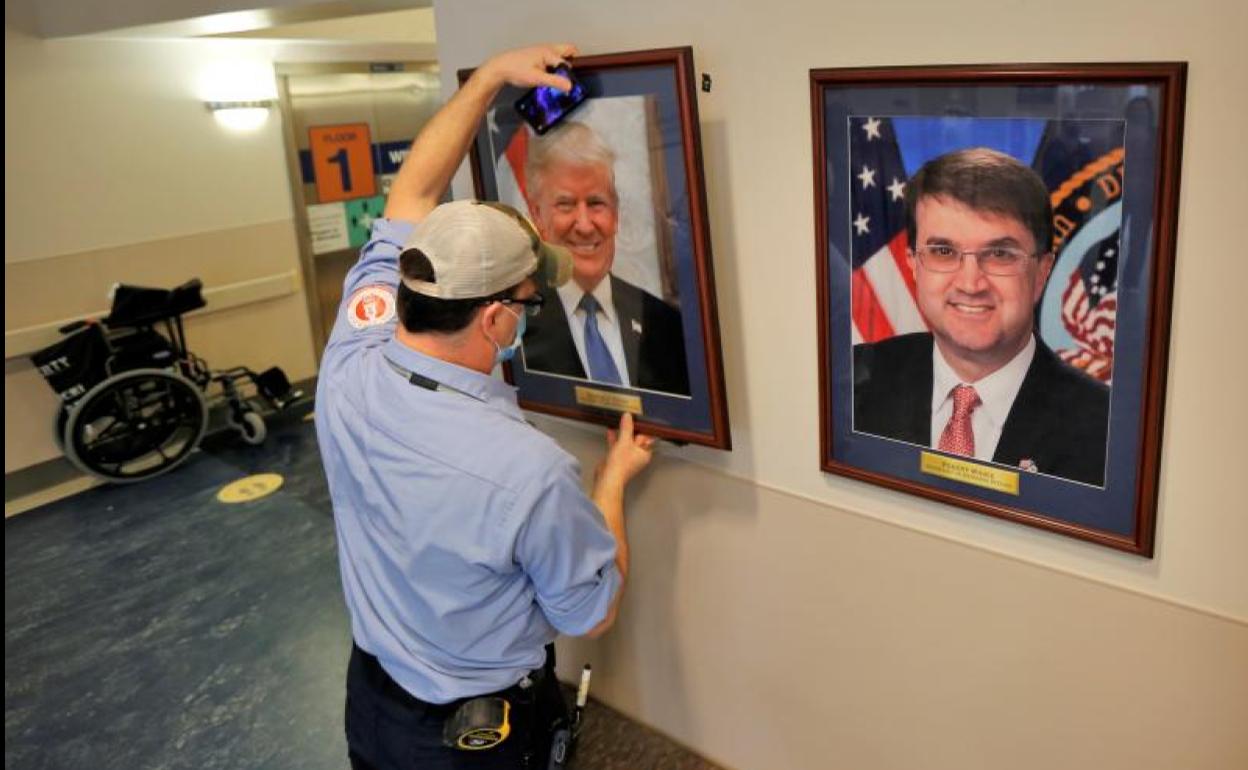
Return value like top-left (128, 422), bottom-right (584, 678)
top-left (6, 415), bottom-right (350, 770)
top-left (5, 413), bottom-right (720, 770)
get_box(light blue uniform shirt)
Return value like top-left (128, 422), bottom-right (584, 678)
top-left (316, 218), bottom-right (621, 704)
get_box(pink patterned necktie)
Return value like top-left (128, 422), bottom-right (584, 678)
top-left (938, 385), bottom-right (981, 457)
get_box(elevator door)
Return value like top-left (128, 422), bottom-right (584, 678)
top-left (277, 62), bottom-right (441, 357)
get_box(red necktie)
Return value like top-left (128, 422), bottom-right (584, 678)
top-left (938, 385), bottom-right (981, 457)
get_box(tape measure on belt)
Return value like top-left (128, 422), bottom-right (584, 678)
top-left (442, 697), bottom-right (511, 750)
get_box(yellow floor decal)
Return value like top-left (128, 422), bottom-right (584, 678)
top-left (216, 473), bottom-right (284, 503)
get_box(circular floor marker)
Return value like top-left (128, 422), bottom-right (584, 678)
top-left (217, 473), bottom-right (284, 503)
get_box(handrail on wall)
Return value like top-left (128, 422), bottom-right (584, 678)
top-left (4, 270), bottom-right (301, 360)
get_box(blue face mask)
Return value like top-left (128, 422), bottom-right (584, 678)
top-left (493, 306), bottom-right (526, 364)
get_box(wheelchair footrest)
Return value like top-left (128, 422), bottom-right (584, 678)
top-left (272, 389), bottom-right (305, 411)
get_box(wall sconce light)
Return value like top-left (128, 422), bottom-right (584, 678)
top-left (206, 99), bottom-right (276, 131)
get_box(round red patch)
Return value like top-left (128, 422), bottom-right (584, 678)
top-left (346, 286), bottom-right (396, 330)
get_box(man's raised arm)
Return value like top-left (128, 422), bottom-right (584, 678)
top-left (383, 44), bottom-right (577, 225)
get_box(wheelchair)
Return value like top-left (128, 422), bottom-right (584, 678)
top-left (31, 279), bottom-right (304, 484)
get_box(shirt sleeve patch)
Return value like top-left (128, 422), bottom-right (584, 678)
top-left (346, 285), bottom-right (397, 330)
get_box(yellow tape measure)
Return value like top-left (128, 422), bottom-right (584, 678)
top-left (444, 698), bottom-right (511, 750)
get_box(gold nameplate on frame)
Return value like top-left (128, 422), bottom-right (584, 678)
top-left (574, 387), bottom-right (643, 415)
top-left (920, 452), bottom-right (1019, 496)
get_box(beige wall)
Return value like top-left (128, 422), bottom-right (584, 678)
top-left (551, 424), bottom-right (1248, 770)
top-left (433, 1), bottom-right (1248, 768)
top-left (3, 31), bottom-right (294, 262)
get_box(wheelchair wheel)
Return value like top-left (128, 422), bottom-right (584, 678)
top-left (233, 411), bottom-right (267, 446)
top-left (62, 368), bottom-right (208, 483)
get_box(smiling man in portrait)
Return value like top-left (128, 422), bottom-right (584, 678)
top-left (852, 147), bottom-right (1110, 486)
top-left (519, 120), bottom-right (691, 396)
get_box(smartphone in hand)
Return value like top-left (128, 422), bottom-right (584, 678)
top-left (514, 64), bottom-right (588, 135)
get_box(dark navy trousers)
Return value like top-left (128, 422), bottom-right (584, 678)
top-left (346, 643), bottom-right (566, 770)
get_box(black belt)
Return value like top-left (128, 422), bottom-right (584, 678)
top-left (352, 643), bottom-right (555, 714)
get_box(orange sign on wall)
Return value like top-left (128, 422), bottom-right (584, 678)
top-left (309, 123), bottom-right (377, 203)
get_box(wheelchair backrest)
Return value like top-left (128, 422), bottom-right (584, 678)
top-left (105, 278), bottom-right (205, 328)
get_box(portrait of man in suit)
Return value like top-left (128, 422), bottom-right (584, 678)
top-left (852, 147), bottom-right (1110, 486)
top-left (518, 121), bottom-right (691, 396)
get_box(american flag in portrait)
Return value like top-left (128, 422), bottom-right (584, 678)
top-left (485, 109), bottom-right (533, 213)
top-left (847, 116), bottom-right (924, 346)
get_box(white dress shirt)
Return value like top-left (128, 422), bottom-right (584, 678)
top-left (930, 334), bottom-right (1035, 461)
top-left (556, 277), bottom-right (632, 387)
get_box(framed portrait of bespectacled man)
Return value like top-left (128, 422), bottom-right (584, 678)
top-left (812, 63), bottom-right (1186, 555)
top-left (462, 47), bottom-right (730, 449)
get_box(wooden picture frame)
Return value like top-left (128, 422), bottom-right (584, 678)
top-left (462, 47), bottom-right (730, 449)
top-left (812, 63), bottom-right (1186, 555)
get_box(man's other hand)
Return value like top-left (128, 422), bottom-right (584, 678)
top-left (597, 413), bottom-right (655, 489)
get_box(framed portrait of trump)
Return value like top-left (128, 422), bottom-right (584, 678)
top-left (812, 63), bottom-right (1186, 555)
top-left (462, 47), bottom-right (730, 449)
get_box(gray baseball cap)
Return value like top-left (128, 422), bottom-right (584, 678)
top-left (399, 200), bottom-right (573, 299)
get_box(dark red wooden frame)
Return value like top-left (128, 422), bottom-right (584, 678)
top-left (460, 47), bottom-right (730, 449)
top-left (811, 63), bottom-right (1187, 555)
